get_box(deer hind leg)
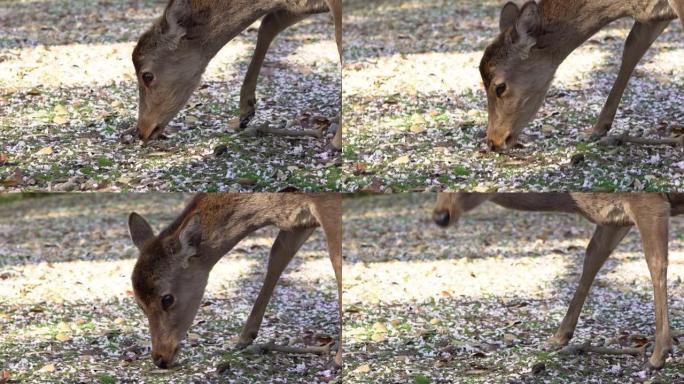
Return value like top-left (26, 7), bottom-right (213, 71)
top-left (237, 227), bottom-right (315, 348)
top-left (630, 201), bottom-right (672, 369)
top-left (588, 20), bottom-right (669, 140)
top-left (546, 225), bottom-right (631, 348)
top-left (311, 198), bottom-right (343, 368)
top-left (239, 10), bottom-right (308, 129)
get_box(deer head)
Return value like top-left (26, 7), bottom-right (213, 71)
top-left (479, 1), bottom-right (557, 151)
top-left (433, 193), bottom-right (494, 227)
top-left (132, 0), bottom-right (210, 142)
top-left (128, 211), bottom-right (209, 368)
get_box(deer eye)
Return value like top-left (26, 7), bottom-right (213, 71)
top-left (161, 294), bottom-right (174, 310)
top-left (142, 72), bottom-right (154, 85)
top-left (495, 83), bottom-right (507, 97)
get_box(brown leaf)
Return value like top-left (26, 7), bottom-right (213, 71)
top-left (36, 146), bottom-right (53, 156)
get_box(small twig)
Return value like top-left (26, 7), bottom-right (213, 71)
top-left (601, 134), bottom-right (684, 147)
top-left (244, 123), bottom-right (322, 139)
top-left (559, 341), bottom-right (647, 357)
top-left (560, 329), bottom-right (684, 357)
top-left (244, 340), bottom-right (331, 356)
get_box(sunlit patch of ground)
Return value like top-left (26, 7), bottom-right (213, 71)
top-left (343, 194), bottom-right (684, 383)
top-left (0, 194), bottom-right (339, 383)
top-left (342, 0), bottom-right (684, 192)
top-left (0, 0), bottom-right (340, 192)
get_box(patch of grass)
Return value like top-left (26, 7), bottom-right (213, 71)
top-left (97, 373), bottom-right (117, 384)
top-left (96, 156), bottom-right (113, 167)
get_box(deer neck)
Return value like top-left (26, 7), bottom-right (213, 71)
top-left (182, 195), bottom-right (274, 269)
top-left (491, 193), bottom-right (578, 214)
top-left (200, 0), bottom-right (280, 59)
top-left (537, 0), bottom-right (632, 63)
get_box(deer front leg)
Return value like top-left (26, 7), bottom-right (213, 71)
top-left (631, 204), bottom-right (672, 370)
top-left (311, 199), bottom-right (343, 369)
top-left (239, 11), bottom-right (308, 129)
top-left (329, 122), bottom-right (342, 151)
top-left (327, 0), bottom-right (343, 151)
top-left (547, 225), bottom-right (631, 348)
top-left (670, 0), bottom-right (684, 28)
top-left (237, 228), bottom-right (315, 348)
top-left (588, 21), bottom-right (669, 141)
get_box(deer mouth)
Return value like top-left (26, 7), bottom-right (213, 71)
top-left (140, 125), bottom-right (165, 145)
top-left (433, 210), bottom-right (453, 227)
top-left (152, 345), bottom-right (180, 369)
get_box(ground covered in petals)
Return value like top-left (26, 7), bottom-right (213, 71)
top-left (343, 194), bottom-right (684, 383)
top-left (0, 0), bottom-right (340, 192)
top-left (342, 0), bottom-right (684, 192)
top-left (0, 194), bottom-right (339, 383)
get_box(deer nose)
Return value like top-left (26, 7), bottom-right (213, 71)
top-left (433, 211), bottom-right (450, 227)
top-left (152, 353), bottom-right (169, 369)
top-left (488, 133), bottom-right (514, 152)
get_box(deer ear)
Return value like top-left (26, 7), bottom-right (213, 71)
top-left (500, 2), bottom-right (520, 32)
top-left (164, 0), bottom-right (192, 38)
top-left (129, 213), bottom-right (155, 249)
top-left (508, 1), bottom-right (540, 57)
top-left (516, 2), bottom-right (540, 40)
top-left (163, 0), bottom-right (209, 42)
top-left (179, 214), bottom-right (202, 257)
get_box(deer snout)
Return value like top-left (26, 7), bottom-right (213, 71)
top-left (137, 124), bottom-right (164, 145)
top-left (487, 132), bottom-right (516, 152)
top-left (152, 353), bottom-right (169, 369)
top-left (433, 210), bottom-right (451, 227)
top-left (151, 345), bottom-right (179, 369)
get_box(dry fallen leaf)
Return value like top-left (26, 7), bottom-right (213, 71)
top-left (37, 363), bottom-right (55, 373)
top-left (354, 364), bottom-right (371, 374)
top-left (371, 333), bottom-right (386, 342)
top-left (392, 155), bottom-right (410, 165)
top-left (36, 146), bottom-right (53, 156)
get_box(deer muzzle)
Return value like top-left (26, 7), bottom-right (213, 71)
top-left (433, 210), bottom-right (452, 228)
top-left (487, 131), bottom-right (517, 152)
top-left (151, 344), bottom-right (179, 369)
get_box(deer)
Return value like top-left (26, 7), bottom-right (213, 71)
top-left (480, 0), bottom-right (683, 151)
top-left (132, 0), bottom-right (342, 149)
top-left (433, 192), bottom-right (684, 369)
top-left (126, 193), bottom-right (342, 369)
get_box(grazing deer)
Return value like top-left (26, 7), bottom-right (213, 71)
top-left (127, 193), bottom-right (342, 369)
top-left (480, 0), bottom-right (682, 150)
top-left (434, 192), bottom-right (684, 369)
top-left (132, 0), bottom-right (342, 148)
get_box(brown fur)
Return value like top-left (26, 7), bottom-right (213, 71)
top-left (434, 193), bottom-right (683, 369)
top-left (132, 0), bottom-right (341, 144)
top-left (128, 193), bottom-right (342, 369)
top-left (480, 0), bottom-right (678, 150)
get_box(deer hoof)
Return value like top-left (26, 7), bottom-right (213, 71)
top-left (543, 335), bottom-right (570, 350)
top-left (239, 108), bottom-right (256, 129)
top-left (235, 341), bottom-right (252, 350)
top-left (235, 337), bottom-right (257, 350)
top-left (645, 359), bottom-right (665, 372)
top-left (586, 132), bottom-right (606, 143)
top-left (586, 122), bottom-right (611, 141)
top-left (325, 356), bottom-right (342, 372)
